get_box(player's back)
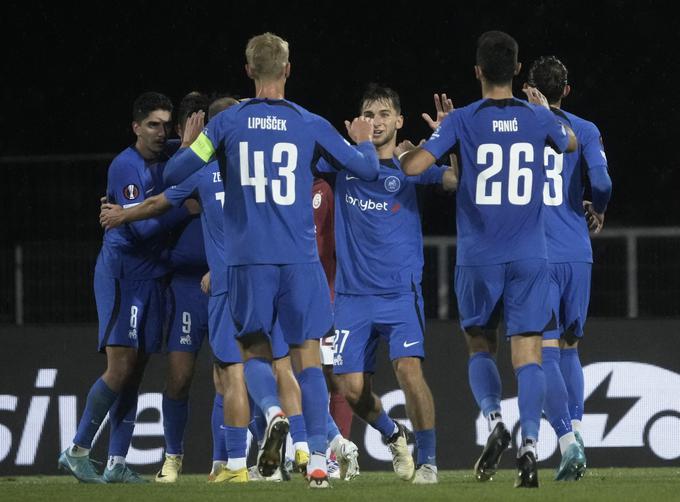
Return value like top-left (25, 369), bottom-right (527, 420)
top-left (197, 162), bottom-right (229, 296)
top-left (544, 109), bottom-right (602, 264)
top-left (452, 98), bottom-right (567, 266)
top-left (210, 98), bottom-right (329, 266)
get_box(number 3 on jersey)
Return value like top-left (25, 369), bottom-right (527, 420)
top-left (239, 141), bottom-right (297, 205)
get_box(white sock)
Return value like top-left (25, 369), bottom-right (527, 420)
top-left (265, 406), bottom-right (283, 424)
top-left (487, 410), bottom-right (503, 432)
top-left (308, 452), bottom-right (327, 474)
top-left (226, 457), bottom-right (246, 471)
top-left (390, 420), bottom-right (399, 437)
top-left (329, 433), bottom-right (343, 452)
top-left (571, 419), bottom-right (583, 433)
top-left (69, 444), bottom-right (89, 457)
top-left (294, 441), bottom-right (309, 454)
top-left (211, 460), bottom-right (226, 473)
top-left (107, 455), bottom-right (126, 469)
top-left (558, 432), bottom-right (577, 454)
top-left (518, 438), bottom-right (537, 459)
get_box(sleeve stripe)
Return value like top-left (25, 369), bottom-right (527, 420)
top-left (190, 132), bottom-right (215, 162)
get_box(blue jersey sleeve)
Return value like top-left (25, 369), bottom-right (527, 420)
top-left (165, 170), bottom-right (203, 208)
top-left (422, 111), bottom-right (459, 160)
top-left (312, 117), bottom-right (379, 180)
top-left (163, 145), bottom-right (210, 186)
top-left (108, 158), bottom-right (188, 240)
top-left (408, 164), bottom-right (447, 185)
top-left (581, 122), bottom-right (612, 213)
top-left (537, 106), bottom-right (570, 153)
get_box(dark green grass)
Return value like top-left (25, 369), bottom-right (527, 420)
top-left (2, 469), bottom-right (679, 501)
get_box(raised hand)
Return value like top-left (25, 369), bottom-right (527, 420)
top-left (99, 203), bottom-right (125, 229)
top-left (583, 200), bottom-right (605, 234)
top-left (181, 111), bottom-right (206, 148)
top-left (345, 116), bottom-right (374, 144)
top-left (522, 85), bottom-right (550, 109)
top-left (395, 139), bottom-right (418, 159)
top-left (421, 93), bottom-right (455, 131)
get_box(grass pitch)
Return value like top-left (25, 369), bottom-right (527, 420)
top-left (1, 469), bottom-right (679, 501)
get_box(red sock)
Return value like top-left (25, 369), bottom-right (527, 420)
top-left (329, 391), bottom-right (353, 438)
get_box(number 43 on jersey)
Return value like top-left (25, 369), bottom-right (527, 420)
top-left (239, 141), bottom-right (298, 205)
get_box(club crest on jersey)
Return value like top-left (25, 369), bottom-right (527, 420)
top-left (384, 176), bottom-right (401, 193)
top-left (123, 184), bottom-right (139, 200)
top-left (313, 192), bottom-right (322, 209)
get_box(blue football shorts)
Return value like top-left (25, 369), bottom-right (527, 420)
top-left (209, 292), bottom-right (290, 364)
top-left (165, 273), bottom-right (209, 353)
top-left (543, 262), bottom-right (591, 341)
top-left (94, 263), bottom-right (165, 354)
top-left (455, 258), bottom-right (552, 336)
top-left (332, 284), bottom-right (426, 374)
top-left (229, 263), bottom-right (333, 346)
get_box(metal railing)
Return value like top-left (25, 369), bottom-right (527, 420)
top-left (424, 227), bottom-right (680, 320)
top-left (4, 227), bottom-right (679, 325)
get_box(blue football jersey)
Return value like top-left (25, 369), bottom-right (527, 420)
top-left (165, 161), bottom-right (228, 296)
top-left (543, 109), bottom-right (608, 263)
top-left (423, 98), bottom-right (570, 266)
top-left (99, 146), bottom-right (189, 279)
top-left (165, 98), bottom-right (380, 265)
top-left (333, 158), bottom-right (447, 294)
top-left (166, 216), bottom-right (208, 275)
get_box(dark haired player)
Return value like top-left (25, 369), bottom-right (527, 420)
top-left (527, 55), bottom-right (611, 481)
top-left (59, 92), bottom-right (193, 483)
top-left (400, 31), bottom-right (577, 488)
top-left (330, 84), bottom-right (457, 484)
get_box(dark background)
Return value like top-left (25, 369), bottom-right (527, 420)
top-left (3, 0), bottom-right (680, 234)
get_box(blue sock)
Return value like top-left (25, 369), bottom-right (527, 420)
top-left (370, 410), bottom-right (397, 439)
top-left (211, 394), bottom-right (227, 461)
top-left (327, 412), bottom-right (341, 443)
top-left (289, 414), bottom-right (308, 445)
top-left (247, 396), bottom-right (266, 443)
top-left (542, 347), bottom-right (572, 438)
top-left (224, 426), bottom-right (247, 460)
top-left (515, 363), bottom-right (546, 442)
top-left (415, 429), bottom-right (436, 467)
top-left (560, 348), bottom-right (584, 421)
top-left (297, 367), bottom-right (329, 454)
top-left (162, 394), bottom-right (189, 455)
top-left (468, 352), bottom-right (502, 417)
top-left (73, 378), bottom-right (118, 448)
top-left (108, 386), bottom-right (139, 457)
top-left (243, 358), bottom-right (281, 414)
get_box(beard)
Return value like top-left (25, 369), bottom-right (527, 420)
top-left (372, 128), bottom-right (397, 149)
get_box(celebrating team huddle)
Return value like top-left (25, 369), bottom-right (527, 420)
top-left (57, 29), bottom-right (612, 489)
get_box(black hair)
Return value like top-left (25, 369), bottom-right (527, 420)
top-left (132, 91), bottom-right (173, 122)
top-left (360, 83), bottom-right (401, 115)
top-left (177, 91), bottom-right (209, 130)
top-left (527, 56), bottom-right (569, 104)
top-left (476, 31), bottom-right (519, 85)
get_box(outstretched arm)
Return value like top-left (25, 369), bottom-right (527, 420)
top-left (100, 194), bottom-right (171, 229)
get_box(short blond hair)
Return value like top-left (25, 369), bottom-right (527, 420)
top-left (245, 32), bottom-right (289, 80)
